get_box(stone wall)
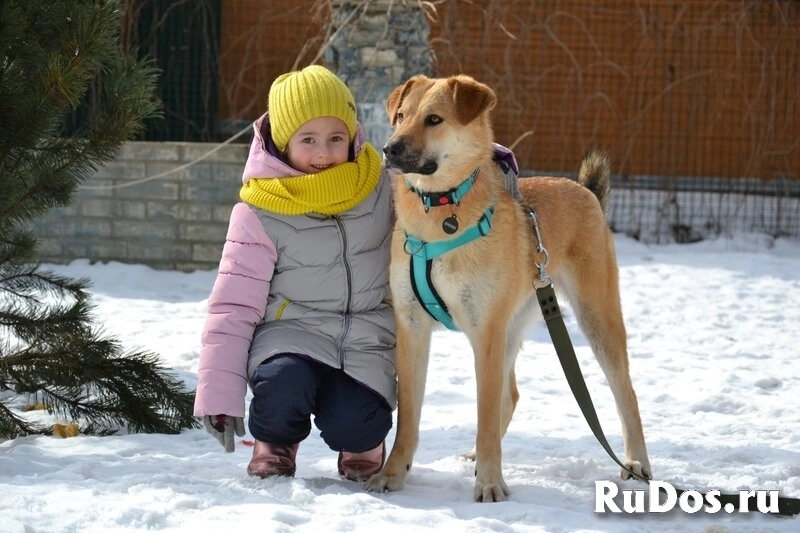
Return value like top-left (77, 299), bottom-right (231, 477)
top-left (33, 142), bottom-right (247, 272)
top-left (327, 0), bottom-right (432, 149)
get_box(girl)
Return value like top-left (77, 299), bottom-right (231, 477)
top-left (194, 65), bottom-right (395, 481)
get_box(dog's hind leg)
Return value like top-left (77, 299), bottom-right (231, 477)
top-left (502, 366), bottom-right (520, 439)
top-left (567, 259), bottom-right (652, 481)
top-left (499, 317), bottom-right (529, 441)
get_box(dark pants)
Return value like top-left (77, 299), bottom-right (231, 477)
top-left (248, 353), bottom-right (392, 453)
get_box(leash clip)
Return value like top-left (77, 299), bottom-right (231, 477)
top-left (534, 268), bottom-right (552, 289)
top-left (526, 206), bottom-right (551, 288)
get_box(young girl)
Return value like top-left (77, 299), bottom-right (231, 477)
top-left (193, 65), bottom-right (395, 481)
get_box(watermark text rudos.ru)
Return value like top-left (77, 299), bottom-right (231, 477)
top-left (595, 480), bottom-right (780, 514)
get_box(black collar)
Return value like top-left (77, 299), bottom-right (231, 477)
top-left (405, 168), bottom-right (480, 212)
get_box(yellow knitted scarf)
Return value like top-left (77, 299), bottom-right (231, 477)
top-left (240, 143), bottom-right (382, 215)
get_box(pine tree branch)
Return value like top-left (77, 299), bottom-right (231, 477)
top-left (0, 400), bottom-right (41, 438)
top-left (0, 0), bottom-right (196, 441)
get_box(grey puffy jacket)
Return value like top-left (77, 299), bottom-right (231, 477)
top-left (246, 172), bottom-right (397, 407)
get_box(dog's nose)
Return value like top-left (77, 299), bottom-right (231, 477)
top-left (383, 141), bottom-right (405, 159)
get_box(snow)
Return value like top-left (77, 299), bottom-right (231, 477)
top-left (1, 233), bottom-right (799, 532)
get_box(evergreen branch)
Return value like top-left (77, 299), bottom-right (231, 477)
top-left (0, 400), bottom-right (41, 438)
top-left (2, 337), bottom-right (199, 438)
top-left (0, 231), bottom-right (39, 265)
top-left (0, 0), bottom-right (195, 441)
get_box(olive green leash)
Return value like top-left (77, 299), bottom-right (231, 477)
top-left (526, 205), bottom-right (800, 516)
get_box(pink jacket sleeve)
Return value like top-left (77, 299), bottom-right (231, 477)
top-left (193, 202), bottom-right (276, 417)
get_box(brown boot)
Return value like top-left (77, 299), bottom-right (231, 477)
top-left (247, 440), bottom-right (299, 478)
top-left (337, 441), bottom-right (386, 481)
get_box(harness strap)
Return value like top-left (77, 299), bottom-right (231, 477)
top-left (410, 256), bottom-right (456, 330)
top-left (405, 208), bottom-right (494, 330)
top-left (405, 208), bottom-right (493, 260)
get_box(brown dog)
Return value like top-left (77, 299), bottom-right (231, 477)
top-left (365, 74), bottom-right (651, 502)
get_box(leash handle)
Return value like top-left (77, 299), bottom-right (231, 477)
top-left (535, 282), bottom-right (800, 516)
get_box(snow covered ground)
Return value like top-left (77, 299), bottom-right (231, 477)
top-left (1, 233), bottom-right (799, 532)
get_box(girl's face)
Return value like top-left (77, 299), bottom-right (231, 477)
top-left (285, 116), bottom-right (350, 174)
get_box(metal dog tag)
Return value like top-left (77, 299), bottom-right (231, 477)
top-left (442, 216), bottom-right (459, 234)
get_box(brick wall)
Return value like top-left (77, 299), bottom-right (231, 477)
top-left (33, 142), bottom-right (247, 272)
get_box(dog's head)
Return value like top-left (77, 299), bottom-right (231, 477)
top-left (383, 75), bottom-right (497, 185)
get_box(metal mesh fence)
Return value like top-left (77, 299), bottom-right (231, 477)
top-left (119, 0), bottom-right (799, 241)
top-left (431, 0), bottom-right (799, 182)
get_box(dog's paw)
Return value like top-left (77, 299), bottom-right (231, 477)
top-left (620, 460), bottom-right (652, 481)
top-left (365, 469), bottom-right (407, 493)
top-left (473, 480), bottom-right (511, 503)
top-left (460, 447), bottom-right (477, 462)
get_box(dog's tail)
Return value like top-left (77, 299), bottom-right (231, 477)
top-left (578, 147), bottom-right (611, 215)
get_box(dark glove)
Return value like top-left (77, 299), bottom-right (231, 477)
top-left (203, 414), bottom-right (245, 452)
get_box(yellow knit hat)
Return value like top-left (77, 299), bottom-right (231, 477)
top-left (268, 65), bottom-right (358, 152)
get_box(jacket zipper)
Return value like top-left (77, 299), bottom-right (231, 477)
top-left (334, 215), bottom-right (352, 370)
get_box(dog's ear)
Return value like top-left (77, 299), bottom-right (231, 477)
top-left (386, 76), bottom-right (423, 126)
top-left (447, 76), bottom-right (497, 125)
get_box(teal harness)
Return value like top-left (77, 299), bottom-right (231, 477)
top-left (403, 169), bottom-right (494, 331)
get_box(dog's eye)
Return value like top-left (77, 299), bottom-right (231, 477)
top-left (425, 115), bottom-right (442, 126)
top-left (396, 112), bottom-right (404, 124)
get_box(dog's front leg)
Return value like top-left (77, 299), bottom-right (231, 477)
top-left (366, 316), bottom-right (432, 493)
top-left (472, 328), bottom-right (511, 502)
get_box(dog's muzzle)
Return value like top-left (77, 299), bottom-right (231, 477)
top-left (383, 140), bottom-right (438, 175)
